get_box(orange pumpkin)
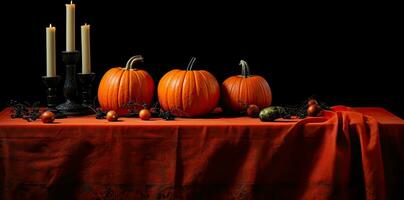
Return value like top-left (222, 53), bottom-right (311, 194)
top-left (222, 60), bottom-right (272, 112)
top-left (98, 55), bottom-right (155, 115)
top-left (158, 57), bottom-right (220, 117)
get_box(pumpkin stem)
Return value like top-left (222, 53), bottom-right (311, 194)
top-left (187, 57), bottom-right (197, 71)
top-left (239, 60), bottom-right (251, 77)
top-left (125, 55), bottom-right (144, 70)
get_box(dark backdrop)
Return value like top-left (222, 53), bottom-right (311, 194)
top-left (1, 1), bottom-right (402, 118)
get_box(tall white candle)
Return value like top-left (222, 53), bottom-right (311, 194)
top-left (66, 1), bottom-right (75, 51)
top-left (46, 24), bottom-right (56, 77)
top-left (81, 24), bottom-right (91, 74)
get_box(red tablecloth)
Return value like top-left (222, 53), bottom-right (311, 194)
top-left (0, 107), bottom-right (403, 200)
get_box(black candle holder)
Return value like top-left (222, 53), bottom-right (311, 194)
top-left (41, 76), bottom-right (66, 118)
top-left (56, 51), bottom-right (88, 116)
top-left (77, 72), bottom-right (96, 107)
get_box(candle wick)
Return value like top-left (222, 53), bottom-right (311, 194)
top-left (49, 24), bottom-right (52, 28)
top-left (70, 0), bottom-right (73, 4)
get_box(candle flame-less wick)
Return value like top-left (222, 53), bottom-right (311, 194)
top-left (70, 0), bottom-right (73, 4)
top-left (49, 24), bottom-right (52, 28)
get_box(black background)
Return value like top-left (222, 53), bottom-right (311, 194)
top-left (1, 1), bottom-right (402, 118)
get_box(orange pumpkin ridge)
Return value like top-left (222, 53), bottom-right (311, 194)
top-left (157, 57), bottom-right (220, 117)
top-left (98, 55), bottom-right (155, 115)
top-left (221, 60), bottom-right (272, 113)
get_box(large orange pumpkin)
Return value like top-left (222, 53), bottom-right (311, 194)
top-left (222, 60), bottom-right (272, 112)
top-left (158, 57), bottom-right (220, 117)
top-left (98, 55), bottom-right (155, 114)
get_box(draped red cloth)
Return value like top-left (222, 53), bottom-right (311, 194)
top-left (0, 107), bottom-right (403, 199)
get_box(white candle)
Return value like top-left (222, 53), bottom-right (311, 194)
top-left (81, 24), bottom-right (91, 74)
top-left (66, 1), bottom-right (75, 51)
top-left (46, 24), bottom-right (56, 77)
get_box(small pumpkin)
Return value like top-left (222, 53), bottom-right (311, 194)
top-left (158, 57), bottom-right (220, 117)
top-left (98, 55), bottom-right (155, 115)
top-left (222, 60), bottom-right (272, 112)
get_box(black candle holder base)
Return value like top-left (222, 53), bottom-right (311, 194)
top-left (42, 76), bottom-right (66, 119)
top-left (45, 107), bottom-right (67, 119)
top-left (78, 73), bottom-right (96, 107)
top-left (56, 51), bottom-right (90, 116)
top-left (56, 100), bottom-right (91, 116)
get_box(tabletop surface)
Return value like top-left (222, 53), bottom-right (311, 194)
top-left (0, 107), bottom-right (402, 200)
top-left (0, 107), bottom-right (402, 127)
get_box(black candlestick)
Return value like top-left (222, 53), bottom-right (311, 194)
top-left (56, 51), bottom-right (88, 116)
top-left (41, 76), bottom-right (66, 118)
top-left (78, 73), bottom-right (96, 107)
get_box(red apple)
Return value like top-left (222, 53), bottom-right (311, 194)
top-left (307, 99), bottom-right (319, 107)
top-left (106, 110), bottom-right (118, 121)
top-left (41, 111), bottom-right (55, 123)
top-left (139, 109), bottom-right (151, 120)
top-left (247, 104), bottom-right (260, 118)
top-left (307, 104), bottom-right (322, 117)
